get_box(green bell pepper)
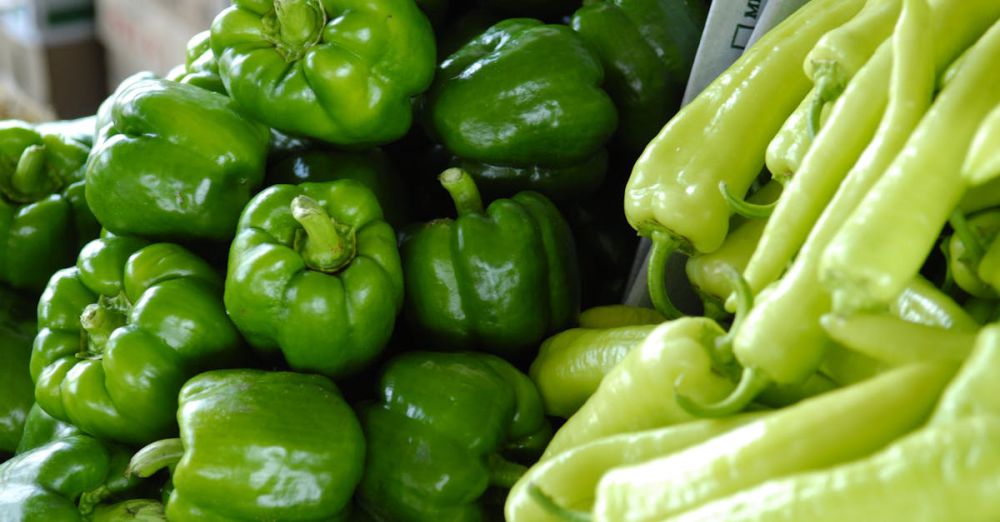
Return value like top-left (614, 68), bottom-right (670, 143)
top-left (0, 427), bottom-right (155, 520)
top-left (267, 147), bottom-right (410, 228)
top-left (16, 404), bottom-right (80, 455)
top-left (210, 0), bottom-right (437, 146)
top-left (357, 351), bottom-right (551, 521)
top-left (424, 18), bottom-right (617, 200)
top-left (225, 180), bottom-right (403, 378)
top-left (30, 237), bottom-right (246, 445)
top-left (0, 286), bottom-right (35, 457)
top-left (128, 369), bottom-right (365, 521)
top-left (166, 31), bottom-right (226, 95)
top-left (570, 0), bottom-right (705, 151)
top-left (0, 120), bottom-right (99, 291)
top-left (479, 0), bottom-right (578, 19)
top-left (86, 76), bottom-right (270, 242)
top-left (400, 168), bottom-right (580, 358)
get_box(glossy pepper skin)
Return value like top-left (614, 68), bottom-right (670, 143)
top-left (529, 323), bottom-right (657, 418)
top-left (225, 180), bottom-right (403, 378)
top-left (0, 121), bottom-right (99, 291)
top-left (400, 169), bottom-right (580, 358)
top-left (210, 0), bottom-right (436, 146)
top-left (570, 0), bottom-right (705, 151)
top-left (86, 76), bottom-right (270, 242)
top-left (424, 18), bottom-right (617, 201)
top-left (0, 410), bottom-right (153, 522)
top-left (166, 31), bottom-right (226, 95)
top-left (30, 237), bottom-right (246, 445)
top-left (358, 351), bottom-right (551, 521)
top-left (267, 147), bottom-right (410, 229)
top-left (0, 287), bottom-right (35, 457)
top-left (128, 369), bottom-right (365, 522)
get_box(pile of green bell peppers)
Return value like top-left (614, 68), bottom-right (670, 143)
top-left (0, 0), bottom-right (709, 519)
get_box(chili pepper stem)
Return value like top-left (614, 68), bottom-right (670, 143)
top-left (127, 438), bottom-right (184, 479)
top-left (527, 483), bottom-right (593, 522)
top-left (719, 181), bottom-right (777, 219)
top-left (291, 195), bottom-right (356, 273)
top-left (710, 266), bottom-right (753, 377)
top-left (807, 73), bottom-right (835, 139)
top-left (646, 230), bottom-right (685, 319)
top-left (265, 0), bottom-right (326, 62)
top-left (439, 168), bottom-right (485, 215)
top-left (949, 210), bottom-right (984, 261)
top-left (488, 454), bottom-right (529, 489)
top-left (675, 366), bottom-right (770, 418)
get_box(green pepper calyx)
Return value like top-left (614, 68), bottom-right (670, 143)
top-left (1, 144), bottom-right (62, 203)
top-left (127, 437), bottom-right (185, 479)
top-left (487, 453), bottom-right (529, 490)
top-left (263, 0), bottom-right (327, 63)
top-left (292, 195), bottom-right (357, 273)
top-left (439, 168), bottom-right (484, 216)
top-left (79, 294), bottom-right (130, 357)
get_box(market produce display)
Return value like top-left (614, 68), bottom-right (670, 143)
top-left (3, 0), bottom-right (1000, 519)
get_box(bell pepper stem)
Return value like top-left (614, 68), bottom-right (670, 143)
top-left (265, 0), bottom-right (326, 62)
top-left (719, 181), bottom-right (777, 219)
top-left (647, 230), bottom-right (684, 319)
top-left (127, 438), bottom-right (184, 479)
top-left (11, 144), bottom-right (48, 199)
top-left (78, 485), bottom-right (111, 516)
top-left (80, 303), bottom-right (127, 356)
top-left (675, 367), bottom-right (770, 418)
top-left (527, 483), bottom-right (593, 522)
top-left (488, 454), bottom-right (529, 490)
top-left (291, 195), bottom-right (356, 273)
top-left (439, 168), bottom-right (484, 215)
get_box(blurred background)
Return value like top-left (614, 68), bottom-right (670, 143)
top-left (0, 0), bottom-right (228, 121)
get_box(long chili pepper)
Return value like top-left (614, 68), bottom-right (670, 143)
top-left (505, 414), bottom-right (763, 522)
top-left (820, 314), bottom-right (977, 366)
top-left (593, 362), bottom-right (956, 521)
top-left (673, 323), bottom-right (1000, 522)
top-left (803, 0), bottom-right (902, 136)
top-left (669, 417), bottom-right (1000, 522)
top-left (820, 15), bottom-right (1000, 314)
top-left (739, 43), bottom-right (890, 300)
top-left (681, 0), bottom-right (939, 416)
top-left (540, 317), bottom-right (734, 460)
top-left (686, 181), bottom-right (782, 306)
top-left (764, 89), bottom-right (821, 183)
top-left (624, 0), bottom-right (865, 318)
top-left (962, 104), bottom-right (1000, 186)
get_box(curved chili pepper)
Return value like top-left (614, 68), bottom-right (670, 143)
top-left (820, 7), bottom-right (1000, 314)
top-left (593, 362), bottom-right (955, 521)
top-left (688, 0), bottom-right (939, 415)
top-left (739, 43), bottom-right (891, 300)
top-left (505, 414), bottom-right (763, 522)
top-left (624, 0), bottom-right (865, 318)
top-left (963, 104), bottom-right (1000, 186)
top-left (764, 90), bottom-right (820, 183)
top-left (803, 0), bottom-right (902, 136)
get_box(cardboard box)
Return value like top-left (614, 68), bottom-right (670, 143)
top-left (0, 12), bottom-right (105, 118)
top-left (148, 0), bottom-right (229, 31)
top-left (27, 0), bottom-right (95, 37)
top-left (96, 0), bottom-right (199, 87)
